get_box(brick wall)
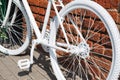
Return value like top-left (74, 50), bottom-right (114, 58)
top-left (28, 0), bottom-right (120, 25)
top-left (64, 0), bottom-right (120, 24)
top-left (94, 0), bottom-right (120, 24)
top-left (27, 0), bottom-right (56, 30)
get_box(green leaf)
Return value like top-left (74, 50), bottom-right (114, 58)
top-left (0, 28), bottom-right (8, 40)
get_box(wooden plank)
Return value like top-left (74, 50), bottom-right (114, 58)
top-left (10, 55), bottom-right (35, 80)
top-left (21, 51), bottom-right (51, 80)
top-left (10, 51), bottom-right (49, 80)
top-left (1, 55), bottom-right (32, 80)
top-left (0, 75), bottom-right (5, 80)
top-left (6, 56), bottom-right (32, 80)
top-left (0, 47), bottom-right (57, 80)
top-left (33, 50), bottom-right (57, 80)
top-left (0, 57), bottom-right (17, 80)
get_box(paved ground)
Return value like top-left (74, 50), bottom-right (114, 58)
top-left (0, 46), bottom-right (57, 80)
top-left (0, 24), bottom-right (120, 80)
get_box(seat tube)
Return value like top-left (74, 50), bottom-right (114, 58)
top-left (41, 0), bottom-right (52, 39)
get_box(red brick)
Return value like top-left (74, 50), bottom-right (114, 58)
top-left (93, 43), bottom-right (105, 55)
top-left (87, 40), bottom-right (93, 48)
top-left (92, 55), bottom-right (111, 71)
top-left (108, 10), bottom-right (119, 23)
top-left (86, 11), bottom-right (99, 19)
top-left (105, 2), bottom-right (111, 9)
top-left (28, 0), bottom-right (48, 8)
top-left (87, 57), bottom-right (104, 79)
top-left (30, 6), bottom-right (46, 15)
top-left (96, 1), bottom-right (106, 8)
top-left (66, 33), bottom-right (74, 43)
top-left (101, 34), bottom-right (111, 47)
top-left (57, 38), bottom-right (65, 43)
top-left (91, 55), bottom-right (111, 78)
top-left (117, 14), bottom-right (120, 24)
top-left (110, 0), bottom-right (120, 8)
top-left (95, 0), bottom-right (119, 9)
top-left (103, 0), bottom-right (111, 9)
top-left (62, 0), bottom-right (73, 4)
top-left (33, 14), bottom-right (44, 23)
top-left (83, 18), bottom-right (107, 33)
top-left (89, 64), bottom-right (100, 79)
top-left (63, 23), bottom-right (79, 35)
top-left (69, 33), bottom-right (82, 43)
top-left (50, 10), bottom-right (56, 18)
top-left (56, 50), bottom-right (69, 56)
top-left (35, 21), bottom-right (41, 28)
top-left (88, 31), bottom-right (101, 42)
top-left (57, 29), bottom-right (64, 38)
top-left (101, 57), bottom-right (111, 70)
top-left (28, 0), bottom-right (40, 6)
top-left (93, 21), bottom-right (107, 33)
top-left (83, 18), bottom-right (94, 29)
top-left (104, 48), bottom-right (112, 58)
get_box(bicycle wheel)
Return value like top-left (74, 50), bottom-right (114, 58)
top-left (49, 1), bottom-right (120, 80)
top-left (0, 0), bottom-right (31, 55)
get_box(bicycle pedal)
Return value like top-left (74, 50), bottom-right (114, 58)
top-left (18, 59), bottom-right (30, 69)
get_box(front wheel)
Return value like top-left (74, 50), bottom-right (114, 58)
top-left (0, 0), bottom-right (31, 55)
top-left (50, 1), bottom-right (120, 80)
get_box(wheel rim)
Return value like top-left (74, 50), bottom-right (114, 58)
top-left (52, 7), bottom-right (114, 80)
top-left (0, 0), bottom-right (30, 55)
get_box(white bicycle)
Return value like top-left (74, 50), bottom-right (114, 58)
top-left (1, 0), bottom-right (120, 80)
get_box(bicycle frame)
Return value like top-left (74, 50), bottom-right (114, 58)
top-left (1, 0), bottom-right (86, 55)
top-left (2, 0), bottom-right (120, 79)
top-left (22, 0), bottom-right (69, 53)
top-left (18, 0), bottom-right (90, 69)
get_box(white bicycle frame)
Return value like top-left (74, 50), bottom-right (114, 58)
top-left (1, 0), bottom-right (71, 69)
top-left (3, 0), bottom-right (87, 69)
top-left (21, 0), bottom-right (70, 65)
top-left (1, 0), bottom-right (87, 54)
top-left (23, 0), bottom-right (86, 50)
top-left (2, 1), bottom-right (120, 80)
top-left (22, 0), bottom-right (71, 52)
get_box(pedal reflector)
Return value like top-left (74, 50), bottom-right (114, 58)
top-left (18, 59), bottom-right (30, 69)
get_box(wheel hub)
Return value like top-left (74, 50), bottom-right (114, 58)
top-left (70, 42), bottom-right (90, 58)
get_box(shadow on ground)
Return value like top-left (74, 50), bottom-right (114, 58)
top-left (18, 45), bottom-right (57, 80)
